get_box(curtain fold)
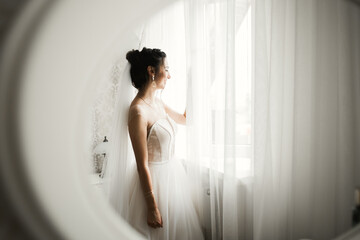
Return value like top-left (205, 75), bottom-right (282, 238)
top-left (254, 1), bottom-right (360, 240)
top-left (185, 0), bottom-right (251, 239)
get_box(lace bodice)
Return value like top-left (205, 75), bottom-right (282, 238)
top-left (147, 114), bottom-right (177, 164)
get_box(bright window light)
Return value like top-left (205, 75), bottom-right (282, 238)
top-left (147, 3), bottom-right (253, 179)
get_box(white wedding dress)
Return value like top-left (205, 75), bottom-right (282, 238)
top-left (124, 113), bottom-right (204, 240)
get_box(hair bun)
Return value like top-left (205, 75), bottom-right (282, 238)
top-left (126, 49), bottom-right (141, 65)
top-left (126, 47), bottom-right (166, 90)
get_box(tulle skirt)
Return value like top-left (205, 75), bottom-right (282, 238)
top-left (125, 158), bottom-right (204, 240)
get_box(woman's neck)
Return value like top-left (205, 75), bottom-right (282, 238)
top-left (137, 86), bottom-right (157, 104)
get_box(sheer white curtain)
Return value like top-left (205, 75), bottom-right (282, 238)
top-left (254, 1), bottom-right (360, 240)
top-left (184, 0), bottom-right (251, 239)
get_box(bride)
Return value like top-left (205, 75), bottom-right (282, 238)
top-left (105, 47), bottom-right (204, 240)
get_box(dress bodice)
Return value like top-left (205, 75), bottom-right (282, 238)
top-left (147, 114), bottom-right (177, 164)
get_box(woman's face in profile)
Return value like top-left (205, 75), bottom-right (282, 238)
top-left (155, 58), bottom-right (171, 89)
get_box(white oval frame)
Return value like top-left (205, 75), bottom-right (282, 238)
top-left (0, 1), bottom-right (176, 239)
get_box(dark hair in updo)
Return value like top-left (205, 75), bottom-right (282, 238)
top-left (126, 47), bottom-right (167, 90)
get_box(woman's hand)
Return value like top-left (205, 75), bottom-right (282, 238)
top-left (147, 207), bottom-right (163, 228)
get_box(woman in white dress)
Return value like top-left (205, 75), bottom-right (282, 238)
top-left (123, 47), bottom-right (204, 239)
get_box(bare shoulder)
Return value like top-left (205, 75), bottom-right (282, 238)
top-left (129, 103), bottom-right (143, 115)
top-left (128, 104), bottom-right (147, 125)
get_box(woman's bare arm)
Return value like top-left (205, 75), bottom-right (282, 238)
top-left (158, 99), bottom-right (186, 125)
top-left (128, 105), bottom-right (163, 228)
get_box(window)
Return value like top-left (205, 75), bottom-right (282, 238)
top-left (147, 2), bottom-right (253, 179)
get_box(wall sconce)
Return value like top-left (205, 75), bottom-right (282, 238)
top-left (93, 136), bottom-right (109, 177)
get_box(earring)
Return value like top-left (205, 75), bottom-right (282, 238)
top-left (152, 75), bottom-right (156, 88)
